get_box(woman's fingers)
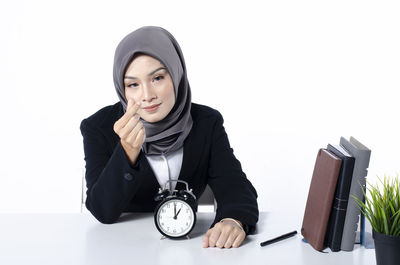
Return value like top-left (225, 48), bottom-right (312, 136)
top-left (207, 227), bottom-right (222, 248)
top-left (126, 100), bottom-right (141, 118)
top-left (113, 99), bottom-right (146, 154)
top-left (114, 100), bottom-right (144, 165)
top-left (215, 223), bottom-right (232, 248)
top-left (223, 231), bottom-right (238, 248)
top-left (126, 120), bottom-right (144, 144)
top-left (119, 115), bottom-right (140, 139)
top-left (202, 229), bottom-right (212, 248)
top-left (114, 100), bottom-right (141, 133)
top-left (232, 230), bottom-right (246, 248)
top-left (202, 222), bottom-right (245, 249)
top-left (134, 128), bottom-right (146, 147)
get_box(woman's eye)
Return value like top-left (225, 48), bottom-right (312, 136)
top-left (154, 75), bottom-right (164, 82)
top-left (127, 83), bottom-right (139, 88)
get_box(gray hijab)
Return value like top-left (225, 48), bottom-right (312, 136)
top-left (113, 26), bottom-right (193, 155)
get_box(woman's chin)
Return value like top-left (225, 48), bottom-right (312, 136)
top-left (142, 114), bottom-right (164, 123)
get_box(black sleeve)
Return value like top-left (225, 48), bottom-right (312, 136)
top-left (207, 111), bottom-right (259, 235)
top-left (80, 118), bottom-right (151, 224)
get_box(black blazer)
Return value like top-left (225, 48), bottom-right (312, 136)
top-left (80, 102), bottom-right (259, 234)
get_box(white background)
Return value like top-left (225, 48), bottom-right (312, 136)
top-left (0, 0), bottom-right (399, 219)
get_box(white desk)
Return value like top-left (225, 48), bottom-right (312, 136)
top-left (0, 212), bottom-right (375, 265)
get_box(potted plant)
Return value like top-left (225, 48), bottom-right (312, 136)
top-left (353, 174), bottom-right (400, 265)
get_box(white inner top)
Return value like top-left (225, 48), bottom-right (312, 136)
top-left (145, 147), bottom-right (184, 191)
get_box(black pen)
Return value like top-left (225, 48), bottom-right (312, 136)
top-left (260, 230), bottom-right (297, 247)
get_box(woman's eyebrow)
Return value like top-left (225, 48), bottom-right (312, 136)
top-left (124, 67), bottom-right (166, 80)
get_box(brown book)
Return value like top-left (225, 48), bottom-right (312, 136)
top-left (301, 149), bottom-right (342, 251)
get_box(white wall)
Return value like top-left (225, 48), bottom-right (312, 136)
top-left (1, 0), bottom-right (399, 218)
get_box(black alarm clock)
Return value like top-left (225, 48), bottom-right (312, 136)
top-left (154, 180), bottom-right (197, 239)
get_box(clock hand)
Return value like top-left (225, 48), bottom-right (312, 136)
top-left (173, 206), bottom-right (182, 220)
top-left (173, 202), bottom-right (177, 219)
top-left (175, 207), bottom-right (182, 218)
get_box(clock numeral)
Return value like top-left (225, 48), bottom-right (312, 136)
top-left (186, 208), bottom-right (189, 213)
top-left (162, 209), bottom-right (166, 213)
top-left (186, 222), bottom-right (189, 226)
top-left (167, 227), bottom-right (170, 231)
top-left (173, 229), bottom-right (176, 233)
top-left (161, 222), bottom-right (164, 226)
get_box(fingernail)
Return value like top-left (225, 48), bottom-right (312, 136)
top-left (136, 102), bottom-right (141, 106)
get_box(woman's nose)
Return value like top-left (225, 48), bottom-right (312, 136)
top-left (142, 83), bottom-right (157, 102)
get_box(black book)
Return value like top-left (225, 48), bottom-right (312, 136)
top-left (324, 144), bottom-right (355, 251)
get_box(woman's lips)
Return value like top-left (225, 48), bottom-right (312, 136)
top-left (143, 103), bottom-right (161, 113)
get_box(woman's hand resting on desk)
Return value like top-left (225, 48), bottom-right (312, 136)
top-left (114, 99), bottom-right (146, 165)
top-left (202, 218), bottom-right (246, 248)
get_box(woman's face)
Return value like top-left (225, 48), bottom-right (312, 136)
top-left (124, 54), bottom-right (175, 123)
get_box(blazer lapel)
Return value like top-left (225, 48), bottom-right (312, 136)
top-left (176, 124), bottom-right (205, 191)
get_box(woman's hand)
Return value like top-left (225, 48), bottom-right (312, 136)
top-left (113, 99), bottom-right (145, 165)
top-left (202, 218), bottom-right (246, 248)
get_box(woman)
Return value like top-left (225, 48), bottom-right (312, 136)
top-left (80, 26), bottom-right (258, 249)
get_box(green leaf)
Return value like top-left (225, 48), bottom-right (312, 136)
top-left (354, 174), bottom-right (400, 236)
top-left (390, 210), bottom-right (400, 235)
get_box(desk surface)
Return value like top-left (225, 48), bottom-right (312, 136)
top-left (0, 212), bottom-right (375, 265)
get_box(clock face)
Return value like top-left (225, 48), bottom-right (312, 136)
top-left (155, 198), bottom-right (196, 238)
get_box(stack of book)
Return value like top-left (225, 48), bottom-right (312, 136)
top-left (301, 136), bottom-right (371, 252)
